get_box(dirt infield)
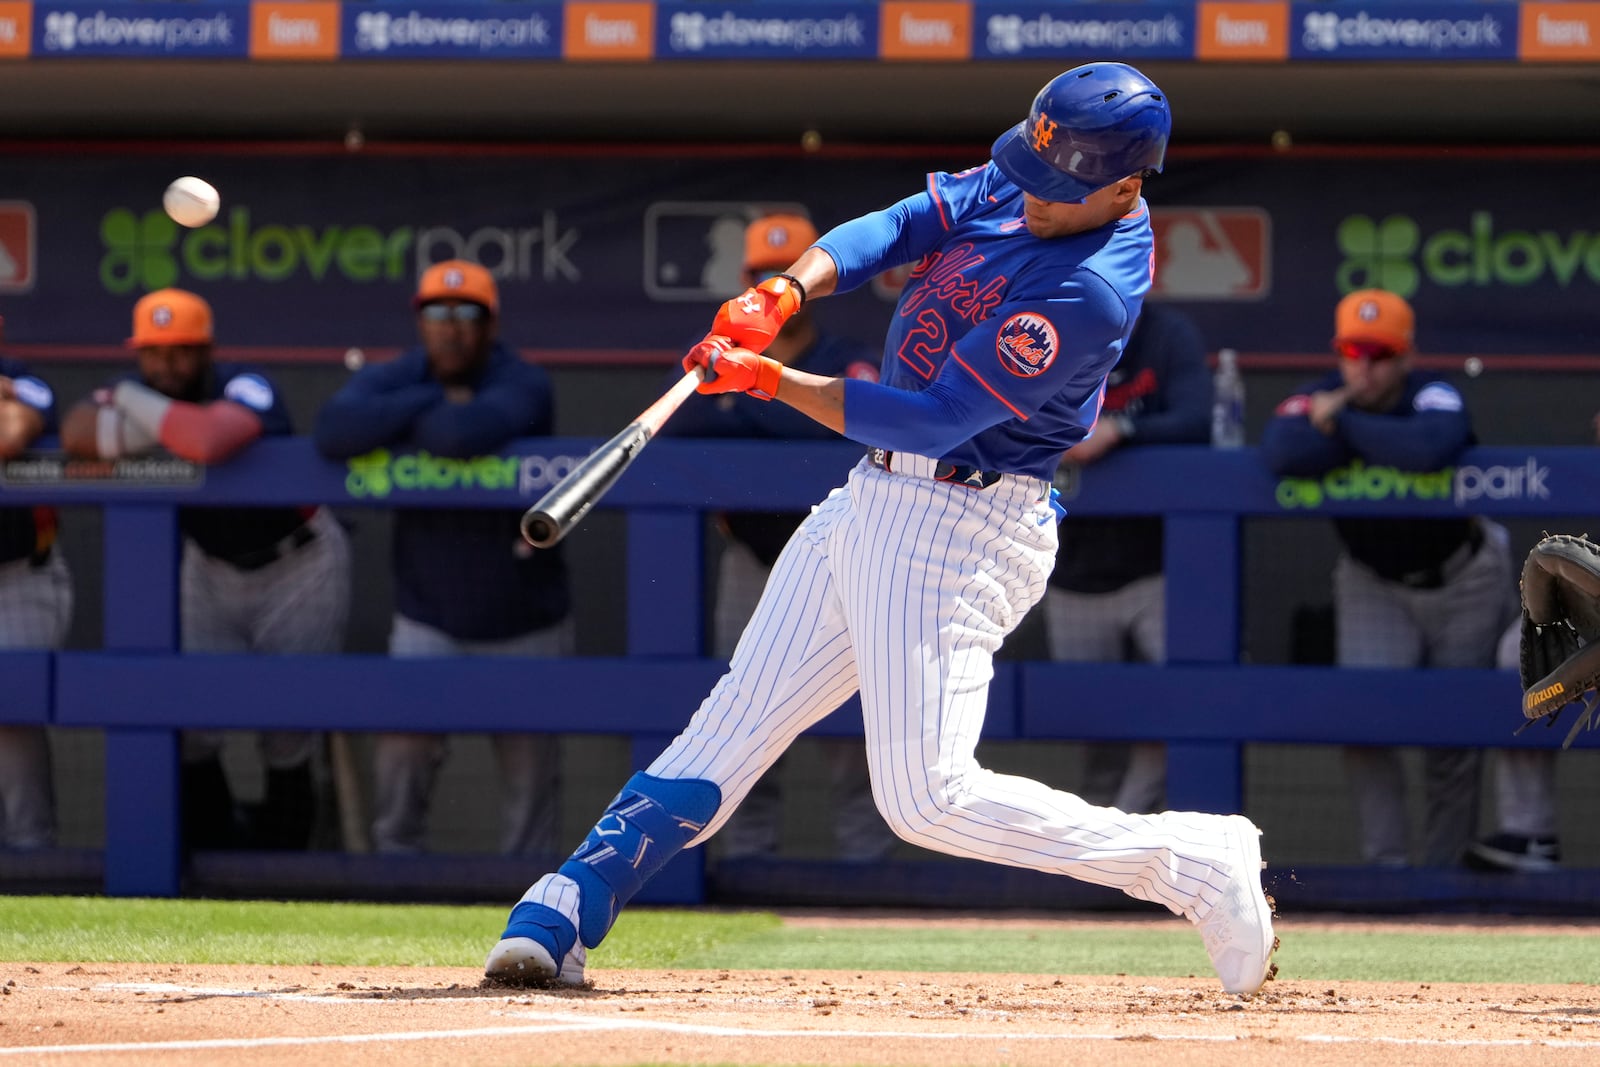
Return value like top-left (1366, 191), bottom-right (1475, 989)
top-left (4, 916), bottom-right (1599, 1067)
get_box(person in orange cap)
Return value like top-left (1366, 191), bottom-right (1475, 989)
top-left (315, 260), bottom-right (572, 857)
top-left (1261, 289), bottom-right (1516, 869)
top-left (62, 288), bottom-right (352, 853)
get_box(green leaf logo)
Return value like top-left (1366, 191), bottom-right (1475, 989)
top-left (100, 210), bottom-right (180, 294)
top-left (345, 449), bottom-right (393, 498)
top-left (1336, 215), bottom-right (1419, 298)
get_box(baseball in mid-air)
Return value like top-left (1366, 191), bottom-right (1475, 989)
top-left (163, 176), bottom-right (220, 228)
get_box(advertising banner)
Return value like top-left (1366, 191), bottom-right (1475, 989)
top-left (340, 3), bottom-right (560, 58)
top-left (654, 2), bottom-right (875, 57)
top-left (563, 0), bottom-right (653, 59)
top-left (31, 1), bottom-right (247, 56)
top-left (1195, 1), bottom-right (1289, 61)
top-left (1518, 2), bottom-right (1600, 60)
top-left (974, 2), bottom-right (1194, 59)
top-left (3, 0), bottom-right (1595, 60)
top-left (0, 1), bottom-right (32, 56)
top-left (249, 0), bottom-right (338, 59)
top-left (1, 150), bottom-right (1598, 359)
top-left (1288, 2), bottom-right (1518, 59)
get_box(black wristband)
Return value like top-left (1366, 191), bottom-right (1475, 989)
top-left (775, 273), bottom-right (807, 306)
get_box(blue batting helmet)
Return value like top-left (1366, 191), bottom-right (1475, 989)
top-left (990, 63), bottom-right (1170, 203)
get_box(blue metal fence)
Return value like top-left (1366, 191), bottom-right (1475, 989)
top-left (2, 439), bottom-right (1594, 905)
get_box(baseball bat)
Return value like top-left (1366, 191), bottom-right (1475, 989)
top-left (520, 368), bottom-right (703, 548)
top-left (327, 731), bottom-right (371, 853)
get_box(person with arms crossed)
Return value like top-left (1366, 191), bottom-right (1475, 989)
top-left (1260, 289), bottom-right (1515, 868)
top-left (486, 63), bottom-right (1277, 996)
top-left (0, 323), bottom-right (72, 850)
top-left (62, 289), bottom-right (351, 851)
top-left (1046, 301), bottom-right (1210, 813)
top-left (662, 211), bottom-right (895, 864)
top-left (315, 260), bottom-right (573, 857)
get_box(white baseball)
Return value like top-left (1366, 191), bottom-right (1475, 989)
top-left (163, 176), bottom-right (220, 228)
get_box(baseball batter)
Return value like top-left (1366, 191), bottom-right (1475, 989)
top-left (488, 63), bottom-right (1277, 995)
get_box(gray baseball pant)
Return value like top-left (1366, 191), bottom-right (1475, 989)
top-left (0, 550), bottom-right (72, 849)
top-left (1335, 519), bottom-right (1516, 866)
top-left (1044, 574), bottom-right (1167, 813)
top-left (372, 612), bottom-right (576, 856)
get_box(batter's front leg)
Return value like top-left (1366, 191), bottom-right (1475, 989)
top-left (487, 494), bottom-right (861, 986)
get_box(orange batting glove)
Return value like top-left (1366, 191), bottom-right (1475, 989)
top-left (707, 275), bottom-right (804, 354)
top-left (683, 336), bottom-right (783, 400)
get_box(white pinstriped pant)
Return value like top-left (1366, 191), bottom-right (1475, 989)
top-left (711, 538), bottom-right (897, 862)
top-left (640, 456), bottom-right (1244, 921)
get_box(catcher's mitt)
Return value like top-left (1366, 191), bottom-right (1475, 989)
top-left (1519, 533), bottom-right (1600, 747)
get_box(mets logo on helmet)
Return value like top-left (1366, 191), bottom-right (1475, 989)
top-left (995, 312), bottom-right (1058, 377)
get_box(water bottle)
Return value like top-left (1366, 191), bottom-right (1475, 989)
top-left (1210, 347), bottom-right (1246, 449)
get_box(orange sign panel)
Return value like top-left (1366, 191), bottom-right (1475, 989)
top-left (1520, 3), bottom-right (1600, 60)
top-left (250, 2), bottom-right (340, 60)
top-left (1151, 208), bottom-right (1272, 302)
top-left (564, 3), bottom-right (653, 60)
top-left (880, 1), bottom-right (970, 61)
top-left (0, 2), bottom-right (32, 59)
top-left (1196, 2), bottom-right (1288, 61)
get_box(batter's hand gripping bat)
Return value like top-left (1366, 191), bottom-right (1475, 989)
top-left (520, 367), bottom-right (703, 548)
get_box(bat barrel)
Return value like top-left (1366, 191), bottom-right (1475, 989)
top-left (518, 422), bottom-right (652, 548)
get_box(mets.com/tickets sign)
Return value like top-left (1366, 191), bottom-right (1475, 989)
top-left (1, 0), bottom-right (1598, 61)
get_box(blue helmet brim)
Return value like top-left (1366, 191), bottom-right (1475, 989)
top-left (990, 121), bottom-right (1096, 204)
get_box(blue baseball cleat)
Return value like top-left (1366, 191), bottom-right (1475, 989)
top-left (484, 901), bottom-right (587, 987)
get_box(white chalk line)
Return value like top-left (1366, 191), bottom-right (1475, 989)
top-left (0, 985), bottom-right (1596, 1056)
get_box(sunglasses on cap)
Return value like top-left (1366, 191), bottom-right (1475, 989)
top-left (419, 303), bottom-right (487, 324)
top-left (1336, 339), bottom-right (1403, 362)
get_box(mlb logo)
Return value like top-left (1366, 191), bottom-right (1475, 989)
top-left (1150, 207), bottom-right (1271, 301)
top-left (642, 201), bottom-right (807, 302)
top-left (0, 201), bottom-right (36, 293)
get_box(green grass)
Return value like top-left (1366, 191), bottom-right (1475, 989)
top-left (1, 897), bottom-right (1597, 984)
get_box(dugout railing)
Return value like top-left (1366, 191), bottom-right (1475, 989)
top-left (1, 440), bottom-right (1596, 912)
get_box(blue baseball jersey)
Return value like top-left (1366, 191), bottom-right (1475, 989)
top-left (816, 161), bottom-right (1154, 481)
top-left (103, 363), bottom-right (308, 562)
top-left (0, 357), bottom-right (59, 565)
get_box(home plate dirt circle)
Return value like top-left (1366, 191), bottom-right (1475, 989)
top-left (4, 916), bottom-right (1600, 1067)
